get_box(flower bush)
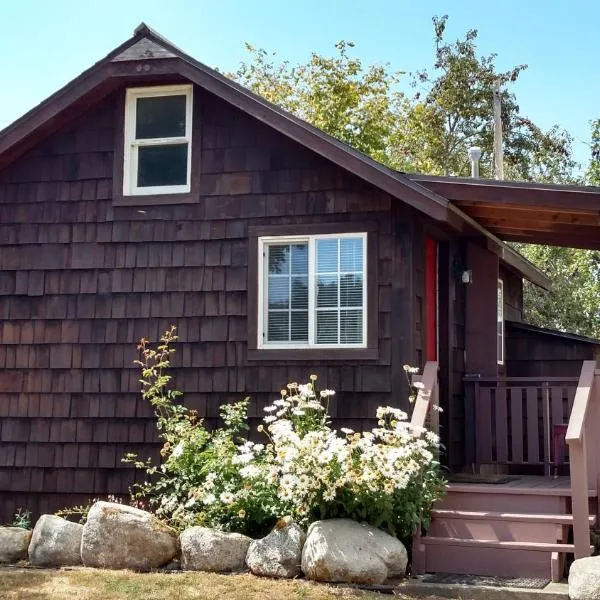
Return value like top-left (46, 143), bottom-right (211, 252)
top-left (123, 326), bottom-right (282, 536)
top-left (126, 327), bottom-right (445, 539)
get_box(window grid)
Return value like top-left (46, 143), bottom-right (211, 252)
top-left (266, 243), bottom-right (309, 342)
top-left (259, 233), bottom-right (367, 349)
top-left (123, 84), bottom-right (193, 196)
top-left (314, 238), bottom-right (364, 345)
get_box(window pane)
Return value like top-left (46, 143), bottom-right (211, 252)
top-left (268, 245), bottom-right (290, 275)
top-left (268, 312), bottom-right (289, 342)
top-left (268, 277), bottom-right (289, 309)
top-left (316, 239), bottom-right (338, 273)
top-left (291, 311), bottom-right (309, 341)
top-left (317, 275), bottom-right (338, 308)
top-left (291, 277), bottom-right (308, 309)
top-left (341, 310), bottom-right (363, 344)
top-left (340, 274), bottom-right (363, 307)
top-left (137, 144), bottom-right (188, 187)
top-left (136, 95), bottom-right (187, 139)
top-left (340, 238), bottom-right (363, 272)
top-left (316, 310), bottom-right (338, 344)
top-left (291, 244), bottom-right (308, 274)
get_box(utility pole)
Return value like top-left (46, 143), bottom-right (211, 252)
top-left (493, 82), bottom-right (504, 180)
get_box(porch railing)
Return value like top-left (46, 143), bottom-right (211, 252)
top-left (566, 361), bottom-right (600, 558)
top-left (463, 375), bottom-right (579, 473)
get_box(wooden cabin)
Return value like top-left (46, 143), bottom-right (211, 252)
top-left (1, 24), bottom-right (600, 583)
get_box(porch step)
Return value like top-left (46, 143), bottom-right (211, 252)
top-left (415, 536), bottom-right (591, 580)
top-left (431, 509), bottom-right (597, 525)
top-left (447, 483), bottom-right (598, 497)
top-left (421, 537), bottom-right (590, 553)
top-left (428, 509), bottom-right (595, 544)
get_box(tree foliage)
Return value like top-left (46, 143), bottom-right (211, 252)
top-left (512, 244), bottom-right (600, 338)
top-left (229, 16), bottom-right (600, 338)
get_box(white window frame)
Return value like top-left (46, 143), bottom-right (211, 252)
top-left (497, 278), bottom-right (505, 365)
top-left (123, 84), bottom-right (193, 196)
top-left (257, 232), bottom-right (368, 350)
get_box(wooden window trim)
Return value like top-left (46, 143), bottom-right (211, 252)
top-left (247, 222), bottom-right (379, 361)
top-left (112, 84), bottom-right (202, 206)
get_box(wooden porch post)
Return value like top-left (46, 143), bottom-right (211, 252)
top-left (566, 361), bottom-right (597, 559)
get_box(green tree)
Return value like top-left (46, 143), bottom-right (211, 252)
top-left (230, 16), bottom-right (600, 337)
top-left (231, 16), bottom-right (577, 181)
top-left (231, 41), bottom-right (404, 166)
top-left (512, 244), bottom-right (600, 338)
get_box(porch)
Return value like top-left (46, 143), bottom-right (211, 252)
top-left (412, 360), bottom-right (600, 582)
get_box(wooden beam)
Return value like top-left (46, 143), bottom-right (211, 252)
top-left (410, 174), bottom-right (600, 213)
top-left (459, 204), bottom-right (600, 226)
top-left (499, 231), bottom-right (600, 249)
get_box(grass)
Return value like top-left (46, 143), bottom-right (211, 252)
top-left (0, 567), bottom-right (435, 600)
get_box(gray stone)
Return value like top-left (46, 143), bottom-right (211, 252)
top-left (29, 515), bottom-right (83, 567)
top-left (301, 519), bottom-right (407, 584)
top-left (246, 520), bottom-right (305, 578)
top-left (81, 501), bottom-right (178, 571)
top-left (180, 527), bottom-right (251, 572)
top-left (569, 556), bottom-right (600, 600)
top-left (0, 527), bottom-right (31, 564)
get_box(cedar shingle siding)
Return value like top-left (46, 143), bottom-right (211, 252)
top-left (0, 87), bottom-right (401, 521)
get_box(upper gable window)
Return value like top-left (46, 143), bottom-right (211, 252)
top-left (123, 84), bottom-right (193, 196)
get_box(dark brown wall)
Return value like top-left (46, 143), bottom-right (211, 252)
top-left (500, 265), bottom-right (523, 323)
top-left (506, 322), bottom-right (598, 377)
top-left (465, 241), bottom-right (499, 377)
top-left (406, 221), bottom-right (467, 470)
top-left (0, 83), bottom-right (403, 521)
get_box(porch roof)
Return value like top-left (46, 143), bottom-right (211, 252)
top-left (407, 174), bottom-right (600, 250)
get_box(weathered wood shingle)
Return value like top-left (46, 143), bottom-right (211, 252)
top-left (0, 85), bottom-right (404, 522)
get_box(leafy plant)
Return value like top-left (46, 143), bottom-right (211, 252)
top-left (127, 327), bottom-right (445, 541)
top-left (123, 327), bottom-right (281, 536)
top-left (11, 508), bottom-right (31, 529)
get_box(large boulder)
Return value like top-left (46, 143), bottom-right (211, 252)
top-left (0, 527), bottom-right (31, 563)
top-left (28, 515), bottom-right (83, 567)
top-left (246, 519), bottom-right (305, 578)
top-left (81, 501), bottom-right (178, 571)
top-left (180, 527), bottom-right (251, 572)
top-left (301, 519), bottom-right (407, 584)
top-left (569, 556), bottom-right (600, 600)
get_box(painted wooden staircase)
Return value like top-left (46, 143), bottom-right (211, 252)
top-left (412, 479), bottom-right (597, 582)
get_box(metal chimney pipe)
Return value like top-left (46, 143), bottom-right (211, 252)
top-left (468, 146), bottom-right (482, 178)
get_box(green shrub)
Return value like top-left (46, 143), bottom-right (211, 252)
top-left (126, 327), bottom-right (445, 539)
top-left (123, 327), bottom-right (281, 536)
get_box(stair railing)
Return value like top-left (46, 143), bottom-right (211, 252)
top-left (410, 360), bottom-right (439, 576)
top-left (410, 361), bottom-right (439, 435)
top-left (566, 360), bottom-right (600, 559)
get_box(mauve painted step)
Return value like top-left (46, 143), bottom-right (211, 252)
top-left (428, 517), bottom-right (565, 544)
top-left (431, 509), bottom-right (597, 525)
top-left (417, 477), bottom-right (600, 582)
top-left (429, 510), bottom-right (594, 542)
top-left (438, 490), bottom-right (568, 513)
top-left (418, 539), bottom-right (561, 580)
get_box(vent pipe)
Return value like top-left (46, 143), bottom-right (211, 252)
top-left (468, 146), bottom-right (482, 178)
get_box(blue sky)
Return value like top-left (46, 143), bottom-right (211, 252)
top-left (1, 0), bottom-right (597, 168)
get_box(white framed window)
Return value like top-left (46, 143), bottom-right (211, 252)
top-left (123, 84), bottom-right (193, 196)
top-left (497, 278), bottom-right (504, 365)
top-left (258, 233), bottom-right (367, 349)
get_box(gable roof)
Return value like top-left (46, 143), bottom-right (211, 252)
top-left (0, 23), bottom-right (550, 289)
